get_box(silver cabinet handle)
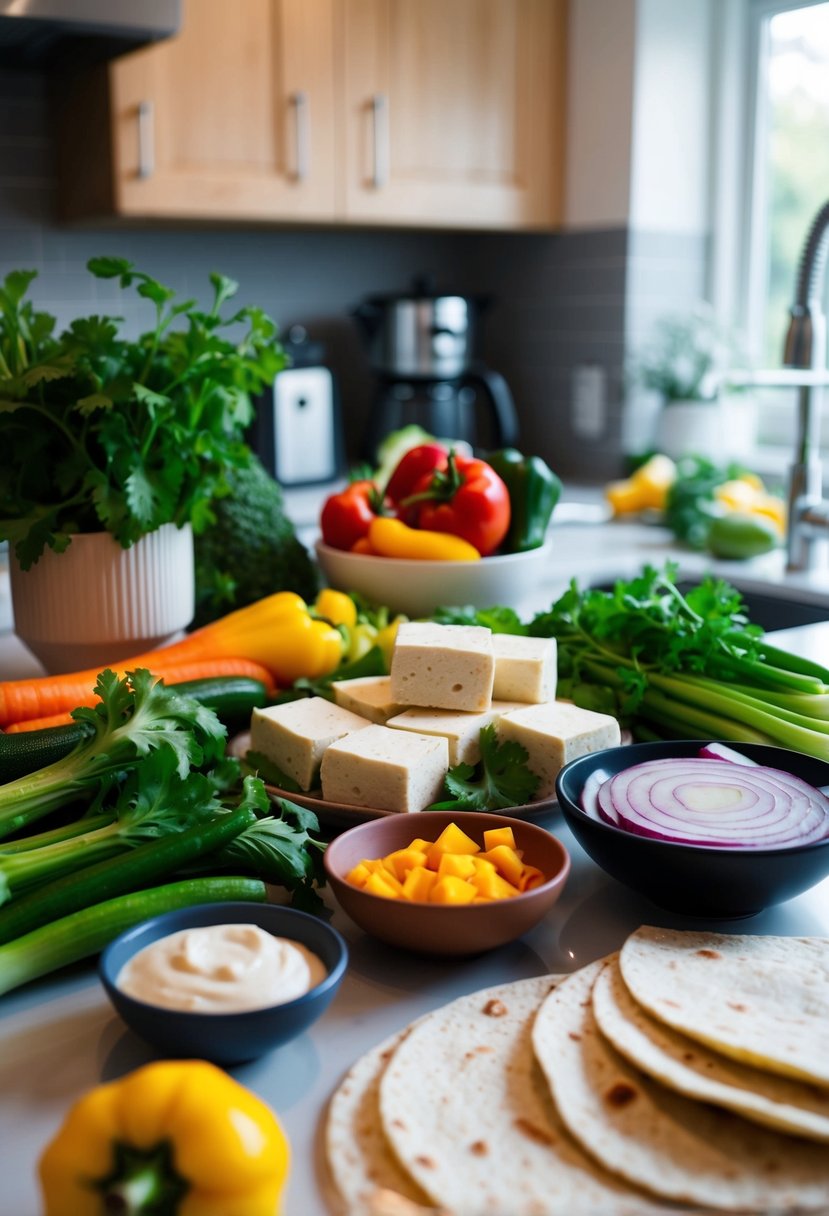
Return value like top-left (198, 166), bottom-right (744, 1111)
top-left (371, 93), bottom-right (389, 189)
top-left (290, 90), bottom-right (309, 182)
top-left (137, 100), bottom-right (155, 180)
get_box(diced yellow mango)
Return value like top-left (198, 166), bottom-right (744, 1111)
top-left (470, 855), bottom-right (498, 875)
top-left (383, 847), bottom-right (430, 882)
top-left (402, 865), bottom-right (439, 902)
top-left (483, 825), bottom-right (516, 851)
top-left (426, 822), bottom-right (481, 869)
top-left (482, 844), bottom-right (525, 887)
top-left (364, 870), bottom-right (403, 900)
top-left (518, 864), bottom-right (547, 892)
top-left (437, 852), bottom-right (477, 880)
top-left (346, 861), bottom-right (372, 889)
top-left (471, 867), bottom-right (521, 900)
top-left (430, 875), bottom-right (478, 905)
top-left (407, 837), bottom-right (434, 853)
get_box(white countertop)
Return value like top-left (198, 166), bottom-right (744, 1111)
top-left (2, 517), bottom-right (829, 1214)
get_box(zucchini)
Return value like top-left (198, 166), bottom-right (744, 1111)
top-left (171, 676), bottom-right (269, 730)
top-left (0, 722), bottom-right (91, 784)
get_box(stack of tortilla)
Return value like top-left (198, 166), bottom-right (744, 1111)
top-left (324, 926), bottom-right (829, 1215)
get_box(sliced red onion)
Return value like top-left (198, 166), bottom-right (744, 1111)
top-left (593, 757), bottom-right (829, 849)
top-left (580, 769), bottom-right (618, 823)
top-left (697, 742), bottom-right (760, 766)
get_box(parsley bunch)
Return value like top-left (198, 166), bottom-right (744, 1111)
top-left (0, 257), bottom-right (285, 568)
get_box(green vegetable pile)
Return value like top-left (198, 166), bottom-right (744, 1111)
top-left (0, 258), bottom-right (285, 569)
top-left (436, 563), bottom-right (829, 761)
top-left (193, 453), bottom-right (319, 626)
top-left (0, 670), bottom-right (325, 996)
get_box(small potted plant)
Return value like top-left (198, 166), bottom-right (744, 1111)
top-left (634, 303), bottom-right (740, 460)
top-left (0, 257), bottom-right (285, 672)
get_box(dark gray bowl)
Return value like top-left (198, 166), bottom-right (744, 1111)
top-left (100, 902), bottom-right (348, 1064)
top-left (556, 740), bottom-right (829, 918)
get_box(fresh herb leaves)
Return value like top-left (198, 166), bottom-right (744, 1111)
top-left (430, 724), bottom-right (540, 812)
top-left (0, 259), bottom-right (285, 568)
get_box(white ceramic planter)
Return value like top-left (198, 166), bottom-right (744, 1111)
top-left (654, 399), bottom-right (723, 461)
top-left (10, 523), bottom-right (195, 674)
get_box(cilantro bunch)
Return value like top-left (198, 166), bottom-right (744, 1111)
top-left (0, 257), bottom-right (285, 569)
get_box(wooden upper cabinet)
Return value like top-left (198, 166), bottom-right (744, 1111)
top-left (57, 0), bottom-right (566, 230)
top-left (338, 0), bottom-right (566, 229)
top-left (60, 0), bottom-right (338, 222)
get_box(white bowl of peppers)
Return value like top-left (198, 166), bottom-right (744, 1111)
top-left (315, 444), bottom-right (560, 618)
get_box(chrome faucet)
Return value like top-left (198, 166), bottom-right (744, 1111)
top-left (782, 199), bottom-right (829, 571)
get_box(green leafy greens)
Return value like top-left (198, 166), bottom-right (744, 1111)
top-left (430, 724), bottom-right (540, 812)
top-left (0, 258), bottom-right (285, 568)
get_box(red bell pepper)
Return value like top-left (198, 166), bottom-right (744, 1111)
top-left (403, 451), bottom-right (511, 556)
top-left (385, 442), bottom-right (448, 504)
top-left (320, 480), bottom-right (386, 551)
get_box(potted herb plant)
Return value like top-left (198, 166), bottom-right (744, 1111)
top-left (634, 303), bottom-right (739, 461)
top-left (0, 257), bottom-right (285, 672)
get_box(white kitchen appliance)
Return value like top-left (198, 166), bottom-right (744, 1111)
top-left (252, 326), bottom-right (343, 486)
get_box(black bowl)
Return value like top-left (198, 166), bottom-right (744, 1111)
top-left (556, 740), bottom-right (829, 918)
top-left (100, 902), bottom-right (348, 1064)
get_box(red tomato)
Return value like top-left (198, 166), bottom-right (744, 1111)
top-left (385, 443), bottom-right (448, 504)
top-left (407, 453), bottom-right (511, 556)
top-left (320, 480), bottom-right (384, 551)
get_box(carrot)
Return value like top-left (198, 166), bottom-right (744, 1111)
top-left (0, 656), bottom-right (275, 728)
top-left (5, 713), bottom-right (74, 733)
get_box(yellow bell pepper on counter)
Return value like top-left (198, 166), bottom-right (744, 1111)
top-left (605, 454), bottom-right (678, 516)
top-left (38, 1060), bottom-right (290, 1216)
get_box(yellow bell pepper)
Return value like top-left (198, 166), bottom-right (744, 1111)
top-left (367, 516), bottom-right (481, 561)
top-left (313, 588), bottom-right (357, 629)
top-left (38, 1060), bottom-right (290, 1216)
top-left (605, 454), bottom-right (678, 515)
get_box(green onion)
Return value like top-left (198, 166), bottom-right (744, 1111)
top-left (0, 804), bottom-right (256, 946)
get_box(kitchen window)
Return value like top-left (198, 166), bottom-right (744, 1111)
top-left (739, 0), bottom-right (829, 461)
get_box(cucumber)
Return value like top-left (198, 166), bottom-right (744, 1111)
top-left (0, 723), bottom-right (91, 784)
top-left (0, 677), bottom-right (269, 785)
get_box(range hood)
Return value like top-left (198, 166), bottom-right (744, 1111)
top-left (0, 0), bottom-right (181, 69)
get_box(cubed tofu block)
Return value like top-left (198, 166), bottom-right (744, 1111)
top-left (385, 701), bottom-right (523, 766)
top-left (498, 701), bottom-right (621, 799)
top-left (332, 676), bottom-right (407, 725)
top-left (389, 622), bottom-right (494, 712)
top-left (320, 724), bottom-right (449, 814)
top-left (491, 634), bottom-right (557, 703)
top-left (249, 697), bottom-right (370, 791)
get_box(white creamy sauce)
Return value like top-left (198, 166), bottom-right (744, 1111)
top-left (116, 923), bottom-right (328, 1013)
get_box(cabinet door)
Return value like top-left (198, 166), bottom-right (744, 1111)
top-left (108, 0), bottom-right (337, 220)
top-left (339, 0), bottom-right (566, 229)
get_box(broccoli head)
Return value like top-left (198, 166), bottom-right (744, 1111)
top-left (193, 454), bottom-right (320, 626)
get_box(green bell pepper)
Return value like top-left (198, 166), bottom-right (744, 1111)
top-left (486, 448), bottom-right (562, 552)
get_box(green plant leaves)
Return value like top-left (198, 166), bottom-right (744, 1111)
top-left (0, 259), bottom-right (284, 564)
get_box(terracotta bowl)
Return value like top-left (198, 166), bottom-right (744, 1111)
top-left (324, 811), bottom-right (570, 956)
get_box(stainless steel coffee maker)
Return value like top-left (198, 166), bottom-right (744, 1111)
top-left (353, 279), bottom-right (519, 460)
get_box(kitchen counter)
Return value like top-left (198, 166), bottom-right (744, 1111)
top-left (2, 522), bottom-right (829, 1214)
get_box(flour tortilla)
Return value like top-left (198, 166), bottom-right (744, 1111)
top-left (593, 955), bottom-right (829, 1142)
top-left (619, 926), bottom-right (829, 1085)
top-left (377, 975), bottom-right (685, 1216)
top-left (325, 1031), bottom-right (435, 1215)
top-left (533, 960), bottom-right (829, 1211)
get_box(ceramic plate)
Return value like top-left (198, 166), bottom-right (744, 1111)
top-left (230, 733), bottom-right (558, 830)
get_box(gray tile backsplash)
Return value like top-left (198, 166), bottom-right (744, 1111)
top-left (0, 68), bottom-right (707, 484)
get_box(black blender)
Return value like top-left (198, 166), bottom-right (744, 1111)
top-left (353, 278), bottom-right (519, 462)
